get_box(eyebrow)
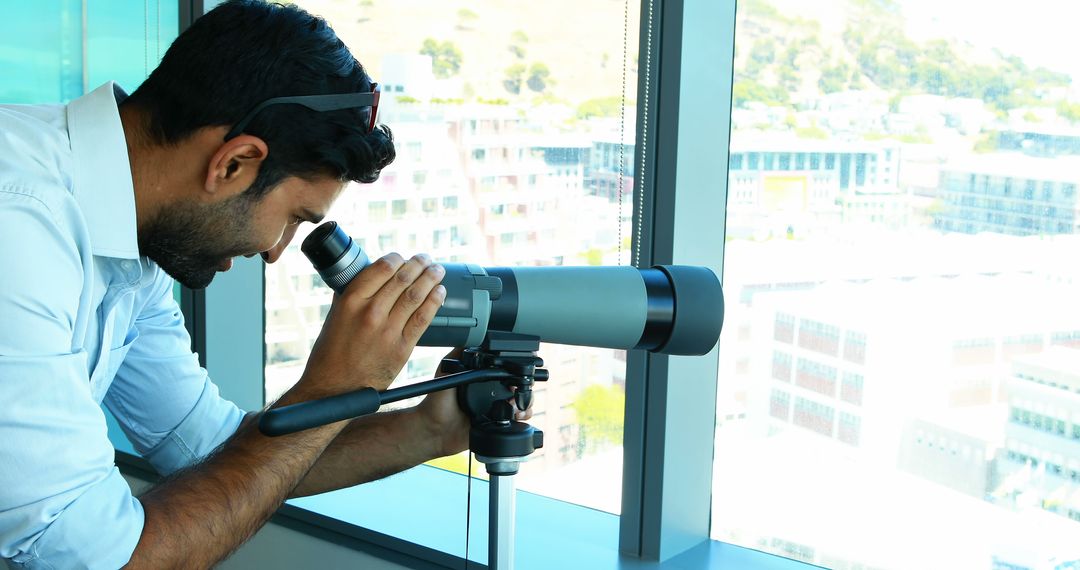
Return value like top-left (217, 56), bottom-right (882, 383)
top-left (303, 209), bottom-right (326, 224)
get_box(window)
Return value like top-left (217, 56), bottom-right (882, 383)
top-left (840, 372), bottom-right (864, 406)
top-left (367, 201), bottom-right (387, 222)
top-left (263, 0), bottom-right (643, 561)
top-left (390, 198), bottom-right (407, 219)
top-left (771, 350), bottom-right (793, 382)
top-left (714, 1), bottom-right (1080, 567)
top-left (1, 3), bottom-right (181, 455)
top-left (1, 2), bottom-right (177, 104)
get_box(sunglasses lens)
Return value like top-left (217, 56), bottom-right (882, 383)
top-left (368, 84), bottom-right (380, 132)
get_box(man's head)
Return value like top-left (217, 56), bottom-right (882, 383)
top-left (122, 0), bottom-right (394, 288)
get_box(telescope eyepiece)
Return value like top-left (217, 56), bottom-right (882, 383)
top-left (302, 221), bottom-right (352, 270)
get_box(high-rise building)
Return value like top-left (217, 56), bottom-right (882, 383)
top-left (750, 275), bottom-right (1080, 464)
top-left (997, 347), bottom-right (1080, 522)
top-left (998, 126), bottom-right (1080, 157)
top-left (934, 153), bottom-right (1080, 236)
top-left (265, 97), bottom-right (623, 477)
top-left (726, 135), bottom-right (905, 238)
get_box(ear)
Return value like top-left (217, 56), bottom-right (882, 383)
top-left (204, 134), bottom-right (269, 198)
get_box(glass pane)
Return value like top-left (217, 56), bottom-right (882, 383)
top-left (264, 1), bottom-right (640, 515)
top-left (714, 1), bottom-right (1080, 567)
top-left (0, 1), bottom-right (177, 104)
top-left (0, 2), bottom-right (179, 454)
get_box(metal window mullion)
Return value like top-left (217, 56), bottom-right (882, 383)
top-left (178, 0), bottom-right (203, 33)
top-left (620, 0), bottom-right (735, 562)
top-left (176, 0), bottom-right (205, 362)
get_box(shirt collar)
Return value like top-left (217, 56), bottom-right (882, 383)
top-left (66, 82), bottom-right (140, 260)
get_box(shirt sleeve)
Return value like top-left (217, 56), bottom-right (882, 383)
top-left (103, 266), bottom-right (246, 476)
top-left (0, 186), bottom-right (143, 569)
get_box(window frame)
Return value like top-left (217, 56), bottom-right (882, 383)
top-left (145, 1), bottom-right (817, 568)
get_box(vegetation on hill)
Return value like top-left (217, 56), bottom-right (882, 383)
top-left (734, 0), bottom-right (1072, 112)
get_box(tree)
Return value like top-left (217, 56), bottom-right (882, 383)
top-left (777, 65), bottom-right (800, 93)
top-left (818, 60), bottom-right (850, 94)
top-left (420, 38), bottom-right (463, 79)
top-left (503, 63), bottom-right (526, 94)
top-left (576, 96), bottom-right (623, 119)
top-left (456, 8), bottom-right (478, 30)
top-left (976, 130), bottom-right (997, 152)
top-left (1058, 101), bottom-right (1080, 124)
top-left (571, 384), bottom-right (624, 453)
top-left (744, 38), bottom-right (776, 78)
top-left (526, 62), bottom-right (551, 92)
top-left (796, 123), bottom-right (828, 140)
top-left (731, 79), bottom-right (788, 108)
top-left (356, 0), bottom-right (374, 23)
top-left (508, 29), bottom-right (528, 59)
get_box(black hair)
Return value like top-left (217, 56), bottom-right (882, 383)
top-left (123, 0), bottom-right (394, 194)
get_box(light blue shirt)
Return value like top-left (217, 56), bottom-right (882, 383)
top-left (0, 83), bottom-right (246, 569)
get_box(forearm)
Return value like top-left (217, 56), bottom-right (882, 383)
top-left (290, 407), bottom-right (442, 498)
top-left (125, 386), bottom-right (348, 569)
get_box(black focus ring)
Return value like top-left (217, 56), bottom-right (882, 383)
top-left (634, 268), bottom-right (675, 351)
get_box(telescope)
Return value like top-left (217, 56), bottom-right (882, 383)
top-left (301, 221), bottom-right (724, 356)
top-left (260, 221), bottom-right (724, 570)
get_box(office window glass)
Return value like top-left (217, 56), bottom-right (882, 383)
top-left (264, 1), bottom-right (639, 516)
top-left (715, 1), bottom-right (1080, 567)
top-left (1, 1), bottom-right (177, 104)
top-left (1, 2), bottom-right (179, 455)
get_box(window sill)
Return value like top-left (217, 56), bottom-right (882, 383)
top-left (116, 452), bottom-right (815, 570)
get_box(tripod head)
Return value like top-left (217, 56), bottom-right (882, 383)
top-left (259, 332), bottom-right (548, 475)
top-left (444, 332), bottom-right (547, 476)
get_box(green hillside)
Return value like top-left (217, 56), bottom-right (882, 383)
top-left (734, 0), bottom-right (1072, 112)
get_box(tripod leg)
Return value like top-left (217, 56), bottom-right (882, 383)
top-left (489, 473), bottom-right (516, 570)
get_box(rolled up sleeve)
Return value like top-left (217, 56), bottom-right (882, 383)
top-left (103, 267), bottom-right (245, 476)
top-left (0, 188), bottom-right (144, 569)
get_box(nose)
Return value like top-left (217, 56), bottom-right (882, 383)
top-left (262, 224), bottom-right (300, 264)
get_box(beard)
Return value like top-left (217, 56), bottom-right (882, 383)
top-left (138, 191), bottom-right (260, 289)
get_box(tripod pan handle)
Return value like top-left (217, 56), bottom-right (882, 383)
top-left (259, 387), bottom-right (381, 436)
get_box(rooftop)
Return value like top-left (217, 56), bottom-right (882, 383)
top-left (943, 152), bottom-right (1080, 182)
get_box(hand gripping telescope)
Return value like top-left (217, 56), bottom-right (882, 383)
top-left (258, 221), bottom-right (724, 569)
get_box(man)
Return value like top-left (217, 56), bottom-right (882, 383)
top-left (0, 1), bottom-right (505, 567)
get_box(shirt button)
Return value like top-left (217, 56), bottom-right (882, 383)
top-left (121, 260), bottom-right (135, 272)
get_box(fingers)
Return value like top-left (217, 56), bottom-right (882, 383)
top-left (402, 283), bottom-right (447, 345)
top-left (387, 260), bottom-right (445, 328)
top-left (340, 252), bottom-right (443, 317)
top-left (341, 252), bottom-right (405, 299)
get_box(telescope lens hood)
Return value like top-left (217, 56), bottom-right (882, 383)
top-left (654, 265), bottom-right (724, 356)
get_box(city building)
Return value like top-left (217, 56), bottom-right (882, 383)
top-left (585, 118), bottom-right (635, 203)
top-left (726, 135), bottom-right (904, 238)
top-left (749, 274), bottom-right (1080, 465)
top-left (934, 152), bottom-right (1080, 236)
top-left (813, 90), bottom-right (890, 135)
top-left (378, 53), bottom-right (436, 101)
top-left (447, 104), bottom-right (594, 264)
top-left (998, 125), bottom-right (1080, 157)
top-left (264, 99), bottom-right (626, 479)
top-left (997, 347), bottom-right (1080, 522)
top-left (718, 231), bottom-right (1080, 430)
top-left (896, 407), bottom-right (1005, 498)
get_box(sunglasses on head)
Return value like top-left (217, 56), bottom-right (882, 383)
top-left (224, 82), bottom-right (381, 141)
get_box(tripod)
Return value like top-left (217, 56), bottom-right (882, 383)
top-left (260, 332), bottom-right (548, 570)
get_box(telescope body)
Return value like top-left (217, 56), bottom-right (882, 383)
top-left (303, 222), bottom-right (723, 356)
